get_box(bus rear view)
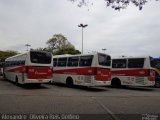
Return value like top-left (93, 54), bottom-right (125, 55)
top-left (95, 53), bottom-right (111, 85)
top-left (4, 50), bottom-right (53, 85)
top-left (27, 51), bottom-right (53, 83)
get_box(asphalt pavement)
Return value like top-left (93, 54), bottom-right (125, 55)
top-left (0, 78), bottom-right (160, 120)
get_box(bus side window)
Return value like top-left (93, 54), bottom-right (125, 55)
top-left (112, 59), bottom-right (127, 68)
top-left (128, 58), bottom-right (144, 68)
top-left (112, 63), bottom-right (117, 68)
top-left (11, 61), bottom-right (14, 66)
top-left (10, 61), bottom-right (12, 66)
top-left (79, 55), bottom-right (93, 67)
top-left (17, 61), bottom-right (21, 66)
top-left (14, 61), bottom-right (17, 66)
top-left (57, 58), bottom-right (67, 67)
top-left (21, 61), bottom-right (25, 65)
top-left (13, 61), bottom-right (17, 66)
top-left (67, 57), bottom-right (79, 67)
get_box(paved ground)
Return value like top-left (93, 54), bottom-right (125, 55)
top-left (0, 77), bottom-right (160, 120)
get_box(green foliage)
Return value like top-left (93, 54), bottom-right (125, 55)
top-left (0, 50), bottom-right (18, 62)
top-left (46, 34), bottom-right (81, 55)
top-left (46, 34), bottom-right (68, 51)
top-left (54, 44), bottom-right (81, 55)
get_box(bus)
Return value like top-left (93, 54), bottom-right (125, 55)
top-left (52, 52), bottom-right (111, 87)
top-left (0, 62), bottom-right (4, 76)
top-left (4, 50), bottom-right (53, 85)
top-left (150, 58), bottom-right (160, 87)
top-left (111, 56), bottom-right (155, 87)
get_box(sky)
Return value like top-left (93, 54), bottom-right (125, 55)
top-left (0, 0), bottom-right (160, 57)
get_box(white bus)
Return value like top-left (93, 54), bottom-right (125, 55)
top-left (4, 50), bottom-right (53, 85)
top-left (52, 52), bottom-right (111, 87)
top-left (111, 56), bottom-right (155, 87)
top-left (0, 62), bottom-right (4, 76)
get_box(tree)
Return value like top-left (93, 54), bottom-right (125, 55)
top-left (54, 44), bottom-right (81, 55)
top-left (46, 34), bottom-right (68, 51)
top-left (46, 34), bottom-right (81, 55)
top-left (0, 50), bottom-right (18, 62)
top-left (70, 0), bottom-right (158, 10)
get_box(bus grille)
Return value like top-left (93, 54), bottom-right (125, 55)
top-left (135, 77), bottom-right (144, 84)
top-left (84, 76), bottom-right (92, 83)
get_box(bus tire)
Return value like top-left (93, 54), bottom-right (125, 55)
top-left (15, 76), bottom-right (19, 85)
top-left (66, 77), bottom-right (74, 88)
top-left (111, 78), bottom-right (121, 88)
top-left (155, 81), bottom-right (160, 88)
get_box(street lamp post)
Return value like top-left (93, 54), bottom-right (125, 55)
top-left (78, 23), bottom-right (88, 54)
top-left (25, 44), bottom-right (31, 51)
top-left (102, 48), bottom-right (107, 53)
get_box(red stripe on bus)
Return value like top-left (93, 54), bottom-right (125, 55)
top-left (53, 67), bottom-right (111, 81)
top-left (7, 66), bottom-right (26, 73)
top-left (111, 69), bottom-right (150, 76)
top-left (6, 66), bottom-right (52, 79)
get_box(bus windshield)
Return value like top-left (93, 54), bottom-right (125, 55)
top-left (98, 53), bottom-right (111, 66)
top-left (30, 51), bottom-right (52, 64)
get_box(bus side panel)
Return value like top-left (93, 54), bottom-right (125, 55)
top-left (112, 69), bottom-right (155, 86)
top-left (4, 66), bottom-right (26, 83)
top-left (53, 67), bottom-right (96, 76)
top-left (53, 67), bottom-right (111, 86)
top-left (112, 69), bottom-right (150, 77)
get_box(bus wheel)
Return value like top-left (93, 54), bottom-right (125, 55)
top-left (111, 78), bottom-right (121, 88)
top-left (155, 81), bottom-right (160, 88)
top-left (15, 76), bottom-right (19, 85)
top-left (66, 77), bottom-right (74, 88)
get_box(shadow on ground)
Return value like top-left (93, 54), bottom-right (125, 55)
top-left (48, 82), bottom-right (108, 92)
top-left (2, 78), bottom-right (49, 90)
top-left (106, 85), bottom-right (155, 92)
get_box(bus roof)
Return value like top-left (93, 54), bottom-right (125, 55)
top-left (5, 50), bottom-right (51, 61)
top-left (5, 53), bottom-right (27, 61)
top-left (52, 52), bottom-right (110, 58)
top-left (112, 56), bottom-right (152, 60)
